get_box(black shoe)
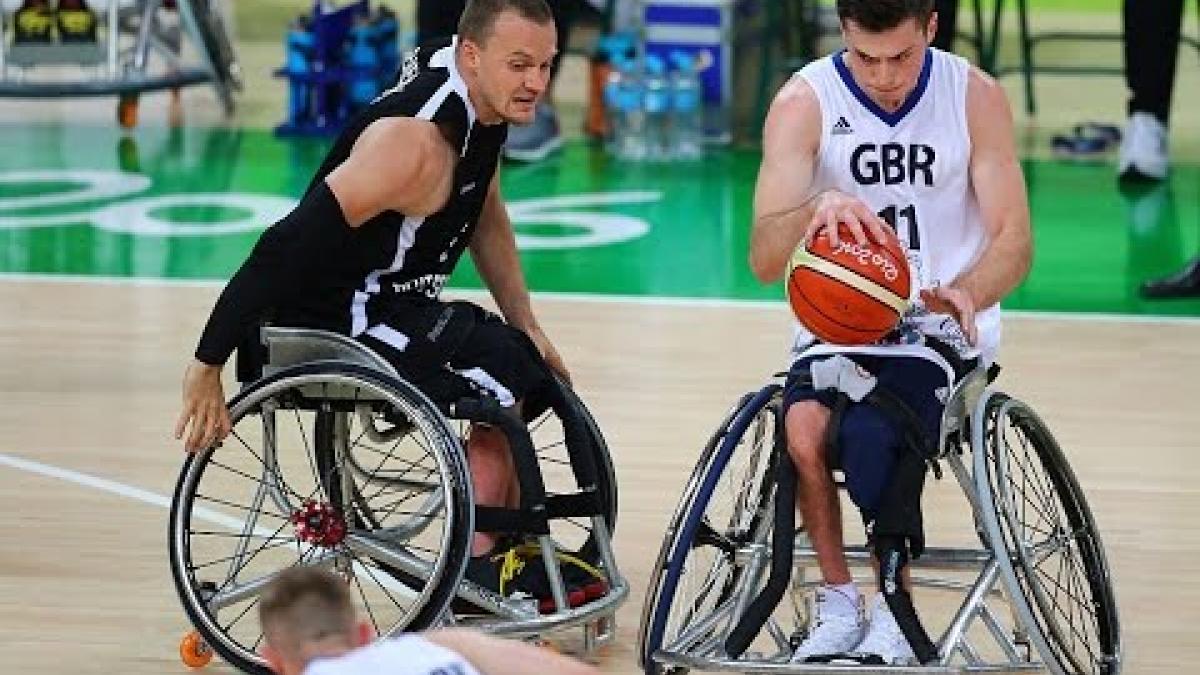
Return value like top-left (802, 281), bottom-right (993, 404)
top-left (460, 540), bottom-right (585, 613)
top-left (1140, 257), bottom-right (1200, 299)
top-left (14, 0), bottom-right (55, 43)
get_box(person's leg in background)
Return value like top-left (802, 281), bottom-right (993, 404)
top-left (932, 0), bottom-right (958, 52)
top-left (1121, 0), bottom-right (1200, 298)
top-left (1119, 0), bottom-right (1185, 182)
top-left (503, 0), bottom-right (582, 162)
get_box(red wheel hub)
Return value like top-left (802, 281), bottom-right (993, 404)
top-left (290, 500), bottom-right (347, 547)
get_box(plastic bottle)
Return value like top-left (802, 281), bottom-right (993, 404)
top-left (670, 51), bottom-right (704, 159)
top-left (614, 57), bottom-right (647, 161)
top-left (642, 54), bottom-right (671, 161)
top-left (372, 6), bottom-right (399, 90)
top-left (285, 16), bottom-right (315, 126)
top-left (346, 17), bottom-right (379, 111)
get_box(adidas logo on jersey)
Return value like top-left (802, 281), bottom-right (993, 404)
top-left (832, 116), bottom-right (854, 135)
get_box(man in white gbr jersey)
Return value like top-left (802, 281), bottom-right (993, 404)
top-left (749, 0), bottom-right (1031, 665)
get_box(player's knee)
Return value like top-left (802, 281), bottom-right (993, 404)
top-left (785, 401), bottom-right (830, 472)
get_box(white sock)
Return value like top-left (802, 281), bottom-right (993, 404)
top-left (821, 582), bottom-right (860, 616)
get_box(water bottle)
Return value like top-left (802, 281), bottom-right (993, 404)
top-left (642, 54), bottom-right (671, 161)
top-left (670, 51), bottom-right (704, 159)
top-left (372, 6), bottom-right (399, 90)
top-left (346, 18), bottom-right (379, 111)
top-left (614, 57), bottom-right (647, 161)
top-left (602, 55), bottom-right (625, 153)
top-left (285, 16), bottom-right (315, 126)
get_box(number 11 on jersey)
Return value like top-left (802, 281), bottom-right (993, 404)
top-left (878, 204), bottom-right (920, 250)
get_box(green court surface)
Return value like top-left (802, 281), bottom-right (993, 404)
top-left (1, 124), bottom-right (1198, 317)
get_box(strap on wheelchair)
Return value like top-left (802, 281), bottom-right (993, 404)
top-left (724, 439), bottom-right (794, 659)
top-left (444, 371), bottom-right (605, 535)
top-left (874, 534), bottom-right (939, 664)
top-left (445, 397), bottom-right (551, 535)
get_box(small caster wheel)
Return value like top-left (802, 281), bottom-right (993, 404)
top-left (179, 630), bottom-right (213, 668)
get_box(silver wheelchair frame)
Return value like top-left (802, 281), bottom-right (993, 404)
top-left (169, 327), bottom-right (627, 673)
top-left (638, 364), bottom-right (1121, 674)
top-left (0, 0), bottom-right (239, 118)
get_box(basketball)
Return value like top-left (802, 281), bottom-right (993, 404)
top-left (786, 226), bottom-right (912, 345)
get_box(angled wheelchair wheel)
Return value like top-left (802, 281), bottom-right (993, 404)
top-left (638, 386), bottom-right (782, 674)
top-left (975, 392), bottom-right (1122, 675)
top-left (169, 363), bottom-right (472, 674)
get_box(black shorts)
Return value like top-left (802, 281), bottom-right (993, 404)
top-left (356, 298), bottom-right (551, 409)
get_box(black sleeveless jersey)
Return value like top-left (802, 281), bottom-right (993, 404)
top-left (290, 36), bottom-right (507, 336)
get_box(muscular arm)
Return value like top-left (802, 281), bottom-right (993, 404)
top-left (954, 68), bottom-right (1032, 308)
top-left (469, 171), bottom-right (538, 331)
top-left (325, 116), bottom-right (456, 225)
top-left (468, 171), bottom-right (570, 381)
top-left (748, 78), bottom-right (822, 283)
top-left (179, 118), bottom-right (458, 452)
top-left (749, 77), bottom-right (890, 283)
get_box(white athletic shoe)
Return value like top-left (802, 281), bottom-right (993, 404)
top-left (789, 586), bottom-right (865, 663)
top-left (853, 594), bottom-right (918, 665)
top-left (1118, 111), bottom-right (1169, 181)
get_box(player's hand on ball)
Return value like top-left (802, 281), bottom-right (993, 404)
top-left (920, 286), bottom-right (978, 347)
top-left (805, 189), bottom-right (893, 248)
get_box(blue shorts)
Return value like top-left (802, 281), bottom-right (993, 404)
top-left (782, 353), bottom-right (950, 523)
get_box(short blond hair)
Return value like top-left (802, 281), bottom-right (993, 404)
top-left (259, 567), bottom-right (357, 656)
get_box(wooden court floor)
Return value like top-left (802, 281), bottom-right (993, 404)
top-left (0, 278), bottom-right (1197, 673)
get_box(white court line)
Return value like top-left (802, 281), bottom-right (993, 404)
top-left (0, 451), bottom-right (421, 598)
top-left (2, 271), bottom-right (1199, 325)
top-left (0, 451), bottom-right (241, 530)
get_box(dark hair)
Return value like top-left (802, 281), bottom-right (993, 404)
top-left (458, 0), bottom-right (554, 45)
top-left (259, 567), bottom-right (356, 653)
top-left (836, 0), bottom-right (934, 32)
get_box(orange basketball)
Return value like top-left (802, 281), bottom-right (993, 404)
top-left (786, 226), bottom-right (912, 345)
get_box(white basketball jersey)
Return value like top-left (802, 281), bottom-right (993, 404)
top-left (304, 635), bottom-right (482, 675)
top-left (791, 48), bottom-right (1000, 367)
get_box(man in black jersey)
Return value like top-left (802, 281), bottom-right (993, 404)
top-left (175, 0), bottom-right (577, 600)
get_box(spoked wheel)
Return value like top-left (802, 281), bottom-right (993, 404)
top-left (169, 363), bottom-right (471, 673)
top-left (976, 393), bottom-right (1122, 675)
top-left (638, 386), bottom-right (783, 674)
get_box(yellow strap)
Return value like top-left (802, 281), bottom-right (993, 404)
top-left (513, 544), bottom-right (605, 582)
top-left (494, 548), bottom-right (526, 596)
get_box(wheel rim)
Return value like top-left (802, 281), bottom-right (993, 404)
top-left (979, 395), bottom-right (1121, 675)
top-left (643, 387), bottom-right (783, 669)
top-left (170, 369), bottom-right (469, 671)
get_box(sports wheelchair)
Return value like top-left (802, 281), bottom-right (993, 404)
top-left (638, 355), bottom-right (1121, 674)
top-left (168, 326), bottom-right (627, 673)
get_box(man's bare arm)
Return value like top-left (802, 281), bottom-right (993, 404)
top-left (954, 68), bottom-right (1033, 308)
top-left (749, 77), bottom-right (891, 283)
top-left (469, 172), bottom-right (571, 381)
top-left (470, 171), bottom-right (537, 331)
top-left (749, 78), bottom-right (822, 283)
top-left (325, 117), bottom-right (456, 226)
